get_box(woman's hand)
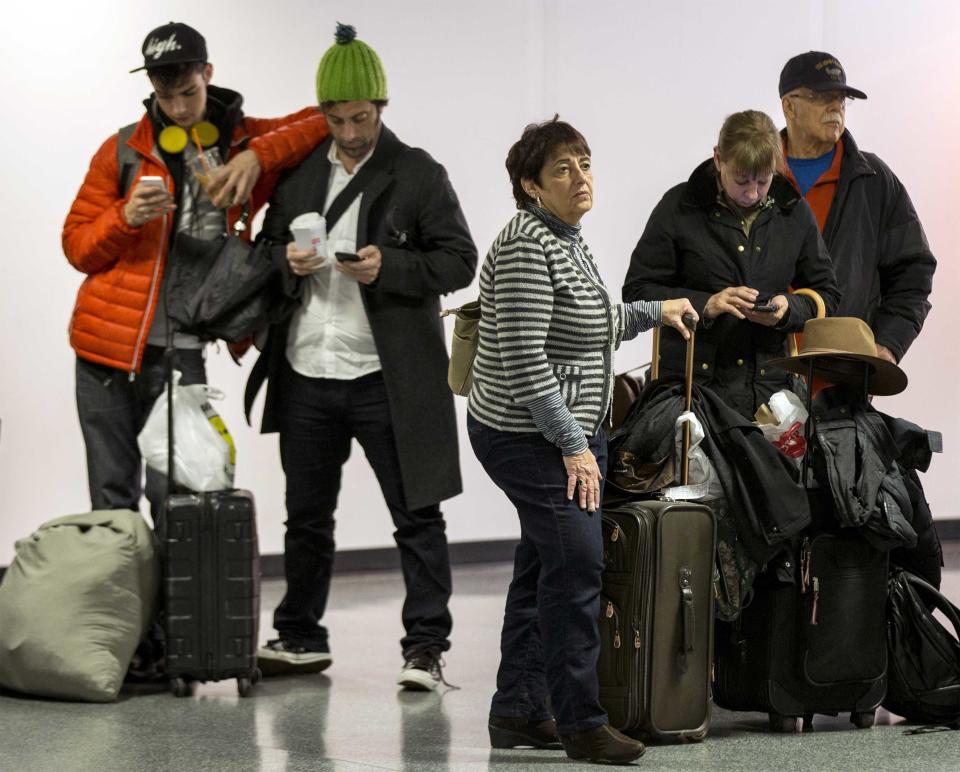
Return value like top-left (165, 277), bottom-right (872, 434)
top-left (661, 298), bottom-right (699, 340)
top-left (563, 449), bottom-right (602, 513)
top-left (286, 241), bottom-right (327, 276)
top-left (703, 286), bottom-right (759, 321)
top-left (742, 294), bottom-right (788, 327)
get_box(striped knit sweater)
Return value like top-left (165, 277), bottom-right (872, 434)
top-left (468, 210), bottom-right (659, 442)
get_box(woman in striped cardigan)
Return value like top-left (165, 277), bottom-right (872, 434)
top-left (469, 117), bottom-right (695, 764)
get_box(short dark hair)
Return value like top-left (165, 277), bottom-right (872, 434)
top-left (506, 115), bottom-right (591, 208)
top-left (319, 99), bottom-right (389, 112)
top-left (147, 61), bottom-right (207, 91)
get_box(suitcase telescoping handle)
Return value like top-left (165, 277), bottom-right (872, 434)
top-left (680, 313), bottom-right (697, 486)
top-left (650, 313), bottom-right (697, 485)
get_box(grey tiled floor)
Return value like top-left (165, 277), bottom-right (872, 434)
top-left (1, 545), bottom-right (958, 771)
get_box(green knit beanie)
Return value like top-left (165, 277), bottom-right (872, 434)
top-left (315, 23), bottom-right (388, 103)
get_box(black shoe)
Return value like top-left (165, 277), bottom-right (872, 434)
top-left (257, 639), bottom-right (332, 676)
top-left (489, 715), bottom-right (563, 749)
top-left (396, 647), bottom-right (455, 691)
top-left (560, 724), bottom-right (646, 764)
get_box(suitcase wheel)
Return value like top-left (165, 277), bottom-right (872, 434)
top-left (237, 676), bottom-right (253, 698)
top-left (850, 710), bottom-right (875, 729)
top-left (170, 677), bottom-right (192, 698)
top-left (768, 714), bottom-right (798, 733)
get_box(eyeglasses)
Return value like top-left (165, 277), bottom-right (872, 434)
top-left (789, 91), bottom-right (856, 106)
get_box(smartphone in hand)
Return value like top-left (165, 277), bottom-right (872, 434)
top-left (753, 294), bottom-right (778, 313)
top-left (138, 175), bottom-right (165, 187)
top-left (335, 251), bottom-right (363, 262)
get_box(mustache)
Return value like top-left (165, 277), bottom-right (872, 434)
top-left (822, 112), bottom-right (843, 124)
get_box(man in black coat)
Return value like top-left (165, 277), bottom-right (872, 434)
top-left (778, 51), bottom-right (936, 364)
top-left (247, 24), bottom-right (477, 689)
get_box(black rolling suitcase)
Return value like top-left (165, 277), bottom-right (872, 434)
top-left (713, 351), bottom-right (889, 731)
top-left (160, 348), bottom-right (261, 698)
top-left (713, 530), bottom-right (887, 730)
top-left (598, 315), bottom-right (716, 741)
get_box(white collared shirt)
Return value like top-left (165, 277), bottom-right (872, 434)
top-left (285, 143), bottom-right (382, 379)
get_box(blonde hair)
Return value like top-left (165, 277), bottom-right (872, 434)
top-left (716, 110), bottom-right (782, 177)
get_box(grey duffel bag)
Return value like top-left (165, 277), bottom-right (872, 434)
top-left (0, 509), bottom-right (159, 702)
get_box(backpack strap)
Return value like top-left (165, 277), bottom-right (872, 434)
top-left (117, 122), bottom-right (141, 198)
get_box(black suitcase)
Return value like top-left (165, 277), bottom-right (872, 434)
top-left (598, 498), bottom-right (715, 740)
top-left (713, 530), bottom-right (887, 731)
top-left (163, 489), bottom-right (261, 697)
top-left (159, 347), bottom-right (261, 698)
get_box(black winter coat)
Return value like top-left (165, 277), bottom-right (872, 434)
top-left (610, 380), bottom-right (812, 564)
top-left (245, 126), bottom-right (478, 510)
top-left (623, 159), bottom-right (840, 419)
top-left (797, 129), bottom-right (936, 362)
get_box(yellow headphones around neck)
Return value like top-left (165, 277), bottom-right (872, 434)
top-left (157, 121), bottom-right (219, 154)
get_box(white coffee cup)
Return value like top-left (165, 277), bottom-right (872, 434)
top-left (290, 212), bottom-right (328, 256)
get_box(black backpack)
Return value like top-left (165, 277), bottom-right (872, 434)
top-left (884, 570), bottom-right (960, 726)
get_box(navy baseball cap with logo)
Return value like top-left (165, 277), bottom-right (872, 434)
top-left (130, 22), bottom-right (208, 73)
top-left (778, 51), bottom-right (868, 100)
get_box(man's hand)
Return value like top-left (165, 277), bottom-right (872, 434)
top-left (703, 286), bottom-right (758, 321)
top-left (123, 181), bottom-right (176, 227)
top-left (661, 298), bottom-right (699, 340)
top-left (563, 449), bottom-right (602, 513)
top-left (205, 149), bottom-right (262, 209)
top-left (336, 244), bottom-right (382, 285)
top-left (286, 241), bottom-right (328, 276)
top-left (742, 294), bottom-right (788, 327)
top-left (876, 344), bottom-right (897, 364)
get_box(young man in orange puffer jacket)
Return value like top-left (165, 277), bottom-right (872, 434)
top-left (62, 21), bottom-right (328, 519)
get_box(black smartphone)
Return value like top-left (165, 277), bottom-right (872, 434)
top-left (335, 251), bottom-right (363, 262)
top-left (753, 294), bottom-right (777, 313)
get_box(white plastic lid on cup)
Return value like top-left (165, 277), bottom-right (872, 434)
top-left (290, 212), bottom-right (328, 254)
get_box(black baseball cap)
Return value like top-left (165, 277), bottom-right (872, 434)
top-left (778, 51), bottom-right (867, 100)
top-left (130, 22), bottom-right (208, 73)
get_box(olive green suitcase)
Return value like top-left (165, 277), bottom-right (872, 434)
top-left (598, 313), bottom-right (715, 740)
top-left (598, 499), bottom-right (715, 740)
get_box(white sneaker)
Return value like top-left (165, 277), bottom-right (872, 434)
top-left (396, 648), bottom-right (451, 691)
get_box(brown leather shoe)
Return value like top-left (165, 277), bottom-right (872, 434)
top-left (560, 724), bottom-right (646, 764)
top-left (489, 715), bottom-right (563, 749)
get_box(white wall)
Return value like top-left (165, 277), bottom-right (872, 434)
top-left (1, 0), bottom-right (956, 564)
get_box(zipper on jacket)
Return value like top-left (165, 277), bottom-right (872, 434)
top-left (130, 199), bottom-right (170, 379)
top-left (568, 246), bottom-right (615, 436)
top-left (801, 540), bottom-right (809, 592)
top-left (810, 576), bottom-right (820, 625)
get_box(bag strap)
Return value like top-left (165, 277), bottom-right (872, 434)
top-left (900, 571), bottom-right (960, 641)
top-left (117, 122), bottom-right (141, 198)
top-left (321, 138), bottom-right (403, 233)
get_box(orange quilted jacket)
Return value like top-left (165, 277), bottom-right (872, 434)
top-left (63, 102), bottom-right (327, 373)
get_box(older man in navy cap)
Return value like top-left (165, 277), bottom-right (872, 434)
top-left (778, 51), bottom-right (935, 366)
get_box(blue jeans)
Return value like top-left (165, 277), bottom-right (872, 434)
top-left (75, 347), bottom-right (206, 524)
top-left (274, 363), bottom-right (453, 655)
top-left (468, 414), bottom-right (609, 735)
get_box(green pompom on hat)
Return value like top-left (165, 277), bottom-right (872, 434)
top-left (315, 23), bottom-right (388, 103)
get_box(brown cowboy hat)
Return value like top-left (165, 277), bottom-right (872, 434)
top-left (768, 317), bottom-right (908, 396)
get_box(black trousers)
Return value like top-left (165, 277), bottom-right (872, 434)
top-left (75, 346), bottom-right (206, 523)
top-left (274, 362), bottom-right (453, 654)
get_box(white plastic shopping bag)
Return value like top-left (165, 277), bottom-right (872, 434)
top-left (137, 371), bottom-right (236, 492)
top-left (662, 411), bottom-right (723, 501)
top-left (755, 389), bottom-right (809, 463)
